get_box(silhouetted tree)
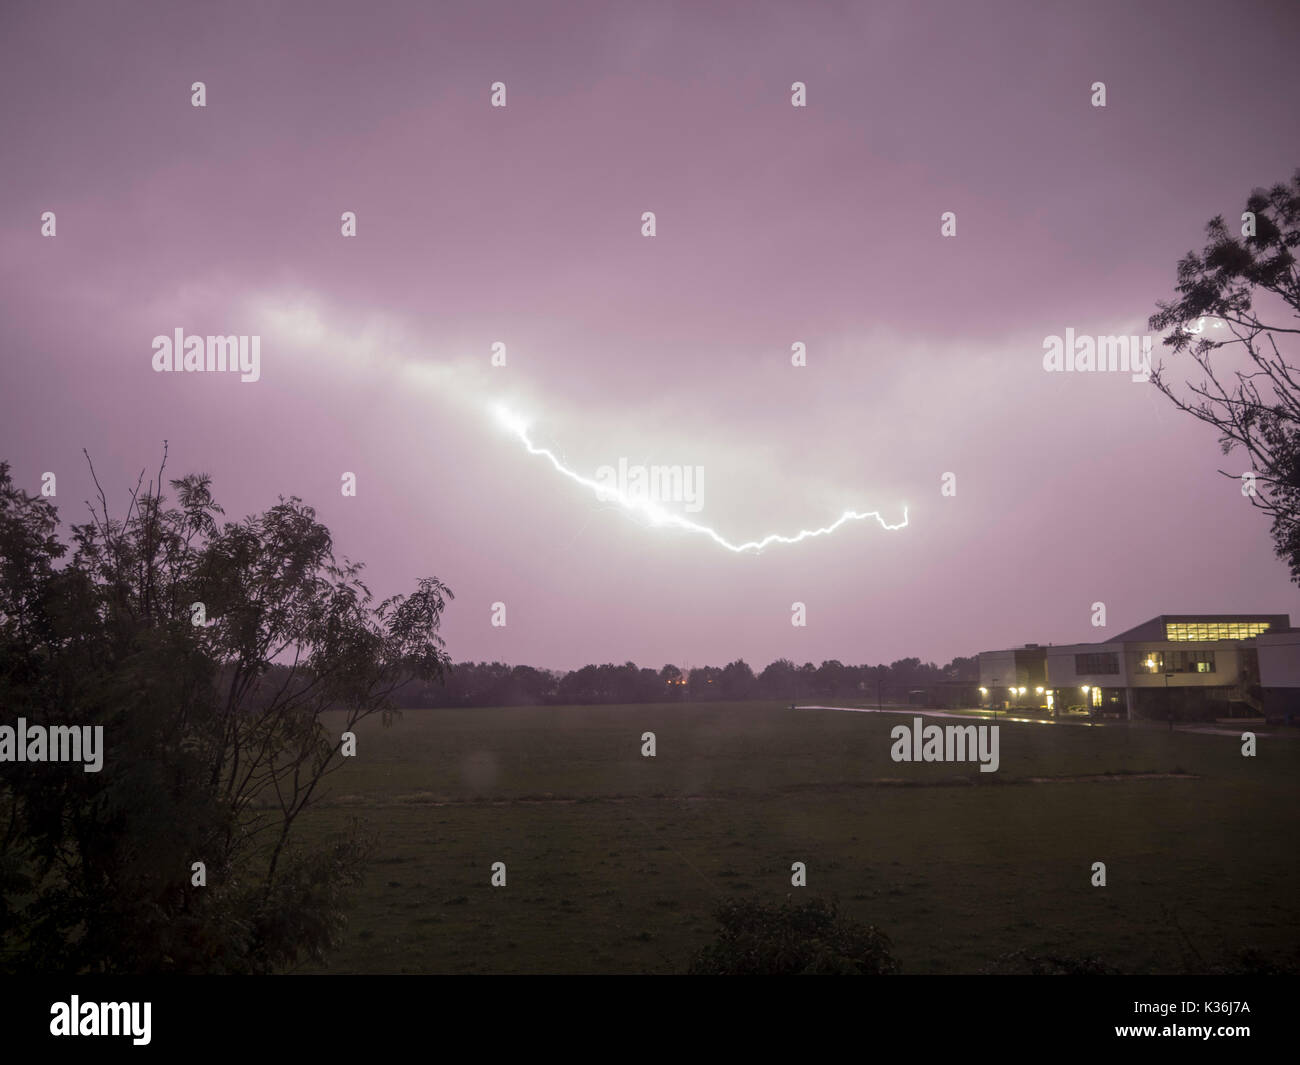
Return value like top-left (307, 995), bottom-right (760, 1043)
top-left (942, 655), bottom-right (979, 680)
top-left (688, 664), bottom-right (722, 700)
top-left (719, 659), bottom-right (756, 700)
top-left (390, 654), bottom-right (986, 708)
top-left (0, 455), bottom-right (452, 973)
top-left (1150, 170), bottom-right (1300, 582)
top-left (757, 658), bottom-right (798, 700)
top-left (658, 663), bottom-right (685, 700)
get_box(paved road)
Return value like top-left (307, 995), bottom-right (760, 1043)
top-left (793, 704), bottom-right (1286, 737)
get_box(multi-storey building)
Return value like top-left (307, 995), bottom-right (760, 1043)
top-left (979, 614), bottom-right (1294, 721)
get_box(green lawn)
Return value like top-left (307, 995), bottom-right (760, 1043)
top-left (292, 702), bottom-right (1300, 974)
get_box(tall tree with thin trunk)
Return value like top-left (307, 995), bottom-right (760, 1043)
top-left (1149, 170), bottom-right (1300, 582)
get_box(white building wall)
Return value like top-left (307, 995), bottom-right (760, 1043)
top-left (1045, 643), bottom-right (1125, 690)
top-left (1121, 642), bottom-right (1243, 689)
top-left (978, 650), bottom-right (1017, 689)
top-left (1256, 633), bottom-right (1300, 687)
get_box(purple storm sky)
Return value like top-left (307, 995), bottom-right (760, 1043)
top-left (3, 0), bottom-right (1299, 671)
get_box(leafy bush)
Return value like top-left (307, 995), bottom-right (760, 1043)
top-left (0, 456), bottom-right (452, 972)
top-left (688, 896), bottom-right (899, 975)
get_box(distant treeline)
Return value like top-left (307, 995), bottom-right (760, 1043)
top-left (386, 656), bottom-right (980, 707)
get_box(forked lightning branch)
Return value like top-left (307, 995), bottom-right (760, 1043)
top-left (492, 403), bottom-right (909, 553)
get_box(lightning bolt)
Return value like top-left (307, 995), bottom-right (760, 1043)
top-left (492, 404), bottom-right (908, 553)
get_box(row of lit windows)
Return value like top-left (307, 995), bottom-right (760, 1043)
top-left (1138, 650), bottom-right (1216, 674)
top-left (1164, 621), bottom-right (1271, 641)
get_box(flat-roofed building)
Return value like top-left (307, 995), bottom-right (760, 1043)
top-left (1255, 630), bottom-right (1300, 724)
top-left (979, 614), bottom-right (1293, 721)
top-left (977, 644), bottom-right (1048, 711)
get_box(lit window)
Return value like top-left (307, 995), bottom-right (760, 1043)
top-left (1138, 652), bottom-right (1164, 673)
top-left (1165, 621), bottom-right (1271, 641)
top-left (1145, 650), bottom-right (1216, 673)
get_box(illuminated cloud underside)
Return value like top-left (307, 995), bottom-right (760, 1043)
top-left (493, 404), bottom-right (908, 553)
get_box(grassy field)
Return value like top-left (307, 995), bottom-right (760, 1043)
top-left (293, 702), bottom-right (1300, 974)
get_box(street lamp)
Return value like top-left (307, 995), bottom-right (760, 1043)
top-left (1165, 671), bottom-right (1175, 731)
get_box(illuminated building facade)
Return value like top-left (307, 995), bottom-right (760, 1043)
top-left (978, 615), bottom-right (1293, 722)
